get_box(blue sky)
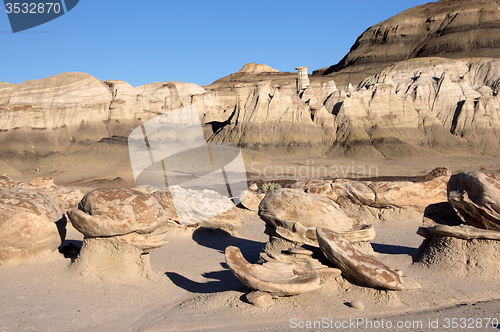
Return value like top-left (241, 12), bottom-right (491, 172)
top-left (1, 0), bottom-right (433, 87)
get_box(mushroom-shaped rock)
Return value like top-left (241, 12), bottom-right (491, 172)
top-left (258, 189), bottom-right (375, 245)
top-left (153, 186), bottom-right (241, 233)
top-left (447, 172), bottom-right (500, 231)
top-left (316, 227), bottom-right (421, 291)
top-left (225, 246), bottom-right (339, 297)
top-left (0, 188), bottom-right (65, 261)
top-left (14, 178), bottom-right (84, 211)
top-left (67, 189), bottom-right (171, 281)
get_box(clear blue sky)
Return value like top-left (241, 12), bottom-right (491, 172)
top-left (1, 0), bottom-right (433, 87)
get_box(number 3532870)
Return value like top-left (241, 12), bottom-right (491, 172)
top-left (5, 3), bottom-right (62, 14)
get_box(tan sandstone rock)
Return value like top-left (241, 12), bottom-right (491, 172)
top-left (153, 186), bottom-right (241, 234)
top-left (239, 184), bottom-right (265, 212)
top-left (246, 291), bottom-right (274, 308)
top-left (258, 188), bottom-right (375, 245)
top-left (225, 246), bottom-right (339, 297)
top-left (0, 174), bottom-right (15, 188)
top-left (67, 189), bottom-right (171, 281)
top-left (447, 172), bottom-right (500, 231)
top-left (0, 188), bottom-right (65, 261)
top-left (14, 178), bottom-right (84, 211)
top-left (316, 227), bottom-right (421, 291)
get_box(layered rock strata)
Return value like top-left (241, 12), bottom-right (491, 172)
top-left (315, 0), bottom-right (500, 78)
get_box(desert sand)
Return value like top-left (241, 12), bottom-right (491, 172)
top-left (1, 154), bottom-right (500, 332)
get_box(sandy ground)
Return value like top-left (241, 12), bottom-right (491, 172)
top-left (1, 209), bottom-right (500, 332)
top-left (1, 154), bottom-right (500, 331)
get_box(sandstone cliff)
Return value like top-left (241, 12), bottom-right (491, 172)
top-left (0, 72), bottom-right (220, 155)
top-left (314, 0), bottom-right (500, 85)
top-left (2, 58), bottom-right (500, 164)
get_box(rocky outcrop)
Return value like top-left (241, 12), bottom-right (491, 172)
top-left (324, 58), bottom-right (500, 158)
top-left (416, 171), bottom-right (500, 279)
top-left (239, 183), bottom-right (265, 212)
top-left (237, 63), bottom-right (280, 74)
top-left (4, 58), bottom-right (500, 162)
top-left (14, 178), bottom-right (84, 211)
top-left (0, 72), bottom-right (217, 155)
top-left (208, 81), bottom-right (327, 156)
top-left (315, 0), bottom-right (500, 79)
top-left (293, 169), bottom-right (450, 213)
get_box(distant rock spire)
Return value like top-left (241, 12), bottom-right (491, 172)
top-left (295, 66), bottom-right (310, 92)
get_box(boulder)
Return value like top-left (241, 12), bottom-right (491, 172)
top-left (14, 178), bottom-right (84, 211)
top-left (0, 174), bottom-right (15, 188)
top-left (258, 188), bottom-right (374, 245)
top-left (370, 177), bottom-right (449, 212)
top-left (153, 186), bottom-right (241, 233)
top-left (292, 170), bottom-right (449, 213)
top-left (448, 172), bottom-right (500, 231)
top-left (316, 0), bottom-right (500, 78)
top-left (0, 188), bottom-right (65, 261)
top-left (316, 227), bottom-right (421, 291)
top-left (239, 184), bottom-right (265, 212)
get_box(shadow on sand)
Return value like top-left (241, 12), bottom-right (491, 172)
top-left (371, 243), bottom-right (416, 255)
top-left (165, 227), bottom-right (265, 294)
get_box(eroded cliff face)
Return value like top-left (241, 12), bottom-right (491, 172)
top-left (0, 73), bottom-right (219, 155)
top-left (326, 58), bottom-right (500, 158)
top-left (315, 0), bottom-right (500, 79)
top-left (1, 58), bottom-right (500, 161)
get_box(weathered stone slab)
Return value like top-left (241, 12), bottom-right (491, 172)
top-left (316, 227), bottom-right (421, 291)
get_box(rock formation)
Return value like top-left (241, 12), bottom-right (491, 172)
top-left (4, 61), bottom-right (500, 163)
top-left (225, 246), bottom-right (340, 297)
top-left (0, 188), bottom-right (65, 261)
top-left (258, 188), bottom-right (375, 249)
top-left (315, 0), bottom-right (500, 81)
top-left (67, 188), bottom-right (172, 281)
top-left (295, 66), bottom-right (310, 92)
top-left (447, 172), bottom-right (500, 231)
top-left (416, 172), bottom-right (500, 279)
top-left (13, 178), bottom-right (84, 211)
top-left (153, 186), bottom-right (242, 233)
top-left (237, 63), bottom-right (280, 74)
top-left (292, 168), bottom-right (450, 213)
top-left (324, 58), bottom-right (500, 158)
top-left (239, 183), bottom-right (265, 212)
top-left (316, 227), bottom-right (421, 291)
top-left (0, 72), bottom-right (215, 156)
top-left (0, 174), bottom-right (16, 188)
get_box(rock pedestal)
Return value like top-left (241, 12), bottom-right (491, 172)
top-left (295, 66), bottom-right (310, 92)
